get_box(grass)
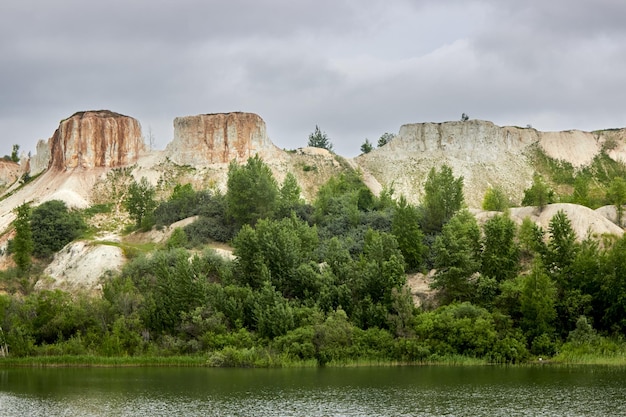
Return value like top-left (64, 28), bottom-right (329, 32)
top-left (4, 351), bottom-right (626, 368)
top-left (0, 355), bottom-right (211, 368)
top-left (0, 353), bottom-right (494, 369)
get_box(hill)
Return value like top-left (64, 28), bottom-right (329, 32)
top-left (0, 110), bottom-right (625, 293)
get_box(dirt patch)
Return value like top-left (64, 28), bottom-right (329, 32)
top-left (37, 241), bottom-right (125, 293)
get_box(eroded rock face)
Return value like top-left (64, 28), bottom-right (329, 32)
top-left (0, 159), bottom-right (20, 189)
top-left (29, 139), bottom-right (51, 176)
top-left (166, 112), bottom-right (280, 165)
top-left (49, 110), bottom-right (144, 170)
top-left (356, 120), bottom-right (626, 208)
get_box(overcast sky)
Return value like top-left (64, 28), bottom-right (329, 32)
top-left (2, 0), bottom-right (625, 157)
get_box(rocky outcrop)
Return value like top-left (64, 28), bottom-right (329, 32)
top-left (357, 120), bottom-right (538, 207)
top-left (356, 120), bottom-right (626, 208)
top-left (165, 112), bottom-right (282, 165)
top-left (48, 110), bottom-right (144, 170)
top-left (0, 159), bottom-right (20, 189)
top-left (29, 139), bottom-right (52, 176)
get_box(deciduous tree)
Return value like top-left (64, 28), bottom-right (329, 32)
top-left (12, 203), bottom-right (33, 275)
top-left (432, 210), bottom-right (481, 303)
top-left (391, 196), bottom-right (426, 271)
top-left (606, 176), bottom-right (626, 226)
top-left (123, 177), bottom-right (157, 228)
top-left (421, 164), bottom-right (464, 233)
top-left (30, 200), bottom-right (86, 259)
top-left (226, 155), bottom-right (278, 227)
top-left (481, 213), bottom-right (519, 282)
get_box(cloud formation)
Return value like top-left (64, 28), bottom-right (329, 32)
top-left (1, 0), bottom-right (625, 157)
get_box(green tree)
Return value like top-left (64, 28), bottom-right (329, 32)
top-left (360, 139), bottom-right (373, 154)
top-left (571, 175), bottom-right (590, 207)
top-left (481, 213), bottom-right (519, 282)
top-left (226, 155), bottom-right (279, 227)
top-left (377, 132), bottom-right (395, 148)
top-left (482, 186), bottom-right (510, 211)
top-left (232, 216), bottom-right (318, 297)
top-left (391, 196), bottom-right (426, 271)
top-left (520, 258), bottom-right (557, 344)
top-left (30, 200), bottom-right (86, 259)
top-left (600, 236), bottom-right (626, 332)
top-left (307, 125), bottom-right (333, 151)
top-left (522, 173), bottom-right (555, 209)
top-left (606, 176), bottom-right (626, 226)
top-left (12, 203), bottom-right (33, 275)
top-left (422, 164), bottom-right (465, 233)
top-left (276, 172), bottom-right (304, 218)
top-left (123, 177), bottom-right (157, 228)
top-left (253, 281), bottom-right (295, 339)
top-left (432, 210), bottom-right (481, 304)
top-left (546, 210), bottom-right (579, 284)
top-left (518, 217), bottom-right (546, 262)
top-left (11, 144), bottom-right (19, 163)
top-left (359, 229), bottom-right (406, 305)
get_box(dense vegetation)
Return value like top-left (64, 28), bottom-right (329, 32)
top-left (1, 155), bottom-right (626, 367)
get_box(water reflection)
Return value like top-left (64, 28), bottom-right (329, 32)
top-left (1, 366), bottom-right (625, 416)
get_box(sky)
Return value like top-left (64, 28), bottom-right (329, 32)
top-left (2, 0), bottom-right (626, 158)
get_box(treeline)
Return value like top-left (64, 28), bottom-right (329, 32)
top-left (1, 156), bottom-right (626, 365)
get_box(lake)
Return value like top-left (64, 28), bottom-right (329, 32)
top-left (1, 365), bottom-right (625, 416)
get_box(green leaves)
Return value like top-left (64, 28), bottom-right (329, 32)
top-left (11, 203), bottom-right (33, 274)
top-left (307, 125), bottom-right (333, 151)
top-left (226, 155), bottom-right (278, 227)
top-left (606, 176), bottom-right (626, 225)
top-left (123, 177), bottom-right (156, 228)
top-left (422, 164), bottom-right (464, 233)
top-left (432, 210), bottom-right (481, 304)
top-left (30, 200), bottom-right (86, 259)
top-left (481, 213), bottom-right (519, 282)
top-left (522, 173), bottom-right (555, 209)
top-left (392, 196), bottom-right (426, 271)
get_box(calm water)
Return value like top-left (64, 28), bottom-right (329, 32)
top-left (0, 365), bottom-right (625, 416)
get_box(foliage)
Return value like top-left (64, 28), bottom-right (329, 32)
top-left (226, 155), bottom-right (278, 227)
top-left (360, 139), bottom-right (374, 154)
top-left (480, 213), bottom-right (519, 282)
top-left (123, 177), bottom-right (157, 228)
top-left (307, 125), bottom-right (333, 151)
top-left (153, 184), bottom-right (213, 227)
top-left (522, 173), bottom-right (555, 209)
top-left (11, 203), bottom-right (33, 275)
top-left (520, 258), bottom-right (557, 344)
top-left (391, 196), bottom-right (426, 271)
top-left (7, 157), bottom-right (626, 365)
top-left (276, 172), bottom-right (307, 219)
top-left (377, 132), bottom-right (395, 148)
top-left (421, 164), bottom-right (464, 233)
top-left (432, 210), bottom-right (481, 304)
top-left (11, 144), bottom-right (20, 163)
top-left (232, 216), bottom-right (318, 296)
top-left (606, 176), bottom-right (626, 226)
top-left (30, 200), bottom-right (86, 259)
top-left (482, 186), bottom-right (510, 211)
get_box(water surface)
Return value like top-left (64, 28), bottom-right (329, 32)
top-left (1, 365), bottom-right (624, 416)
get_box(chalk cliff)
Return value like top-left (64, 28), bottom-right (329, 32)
top-left (48, 110), bottom-right (144, 170)
top-left (165, 112), bottom-right (282, 165)
top-left (357, 120), bottom-right (626, 207)
top-left (0, 160), bottom-right (20, 190)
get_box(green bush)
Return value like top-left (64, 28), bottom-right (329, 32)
top-left (30, 200), bottom-right (86, 259)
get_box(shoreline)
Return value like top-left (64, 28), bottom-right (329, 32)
top-left (2, 354), bottom-right (625, 368)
